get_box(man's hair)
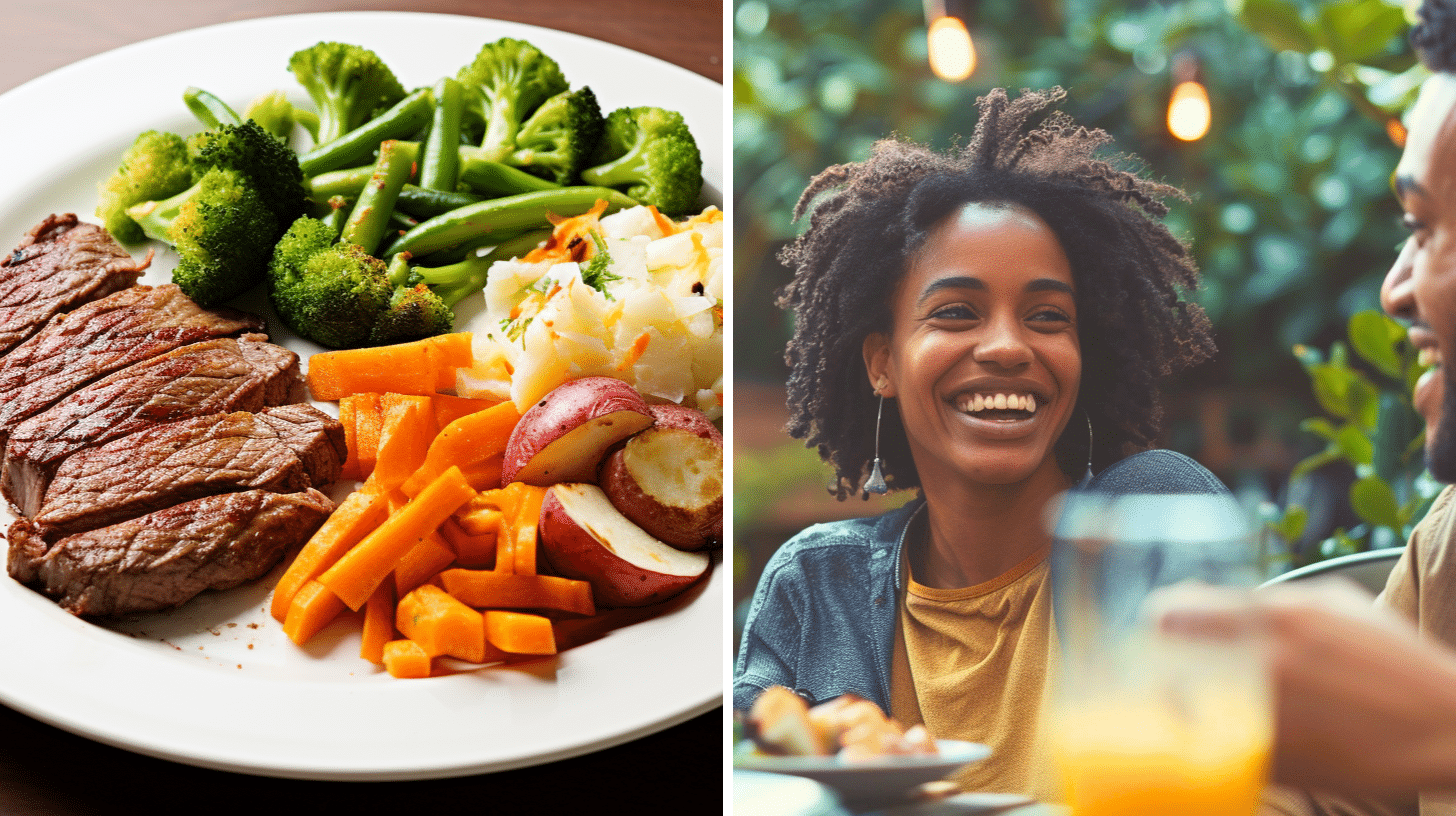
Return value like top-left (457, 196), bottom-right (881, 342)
top-left (775, 87), bottom-right (1217, 500)
top-left (1414, 0), bottom-right (1456, 72)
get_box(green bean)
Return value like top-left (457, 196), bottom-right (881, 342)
top-left (420, 77), bottom-right (463, 192)
top-left (340, 140), bottom-right (419, 256)
top-left (319, 196), bottom-right (350, 240)
top-left (307, 166), bottom-right (483, 220)
top-left (397, 186), bottom-right (483, 220)
top-left (381, 186), bottom-right (639, 258)
top-left (457, 150), bottom-right (561, 197)
top-left (183, 86), bottom-right (243, 129)
top-left (298, 88), bottom-right (434, 177)
top-left (306, 165), bottom-right (374, 203)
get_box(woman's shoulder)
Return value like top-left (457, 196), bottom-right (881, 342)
top-left (782, 497), bottom-right (922, 546)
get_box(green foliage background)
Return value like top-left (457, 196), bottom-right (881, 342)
top-left (734, 0), bottom-right (1436, 600)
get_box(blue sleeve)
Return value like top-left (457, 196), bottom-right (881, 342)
top-left (732, 539), bottom-right (807, 711)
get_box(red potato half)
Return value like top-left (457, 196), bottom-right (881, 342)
top-left (648, 403), bottom-right (722, 443)
top-left (501, 377), bottom-right (655, 486)
top-left (598, 424), bottom-right (723, 551)
top-left (539, 483), bottom-right (710, 608)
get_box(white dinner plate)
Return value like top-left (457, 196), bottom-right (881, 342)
top-left (0, 11), bottom-right (724, 781)
top-left (736, 740), bottom-right (993, 806)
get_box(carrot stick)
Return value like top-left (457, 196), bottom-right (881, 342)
top-left (454, 505), bottom-right (503, 537)
top-left (439, 569), bottom-right (595, 616)
top-left (393, 531), bottom-right (456, 596)
top-left (282, 580), bottom-right (347, 645)
top-left (360, 581), bottom-right (396, 663)
top-left (270, 488), bottom-right (390, 622)
top-left (400, 400), bottom-right (522, 497)
top-left (306, 333), bottom-right (474, 401)
top-left (511, 484), bottom-right (547, 575)
top-left (367, 394), bottom-right (434, 492)
top-left (484, 609), bottom-right (556, 655)
top-left (440, 517), bottom-right (496, 567)
top-left (461, 451), bottom-right (505, 492)
top-left (337, 395), bottom-right (361, 481)
top-left (431, 394), bottom-right (501, 431)
top-left (317, 465), bottom-right (476, 611)
top-left (396, 584), bottom-right (486, 663)
top-left (354, 393), bottom-right (383, 479)
top-left (382, 639), bottom-right (432, 678)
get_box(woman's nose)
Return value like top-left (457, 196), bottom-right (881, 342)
top-left (1382, 239), bottom-right (1417, 322)
top-left (974, 315), bottom-right (1033, 367)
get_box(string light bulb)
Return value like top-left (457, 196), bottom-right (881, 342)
top-left (924, 0), bottom-right (976, 82)
top-left (1167, 53), bottom-right (1211, 142)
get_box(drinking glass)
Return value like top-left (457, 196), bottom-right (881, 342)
top-left (1049, 490), bottom-right (1273, 816)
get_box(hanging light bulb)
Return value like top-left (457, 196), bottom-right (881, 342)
top-left (1167, 53), bottom-right (1211, 142)
top-left (924, 0), bottom-right (976, 82)
top-left (928, 16), bottom-right (976, 81)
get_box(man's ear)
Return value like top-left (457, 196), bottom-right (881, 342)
top-left (862, 332), bottom-right (896, 397)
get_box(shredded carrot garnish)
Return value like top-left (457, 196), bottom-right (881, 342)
top-left (522, 200), bottom-right (611, 263)
top-left (617, 331), bottom-right (652, 371)
top-left (647, 205), bottom-right (678, 237)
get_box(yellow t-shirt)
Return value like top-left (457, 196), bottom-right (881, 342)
top-left (889, 540), bottom-right (1061, 801)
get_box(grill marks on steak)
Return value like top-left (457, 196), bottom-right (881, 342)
top-left (0, 214), bottom-right (150, 357)
top-left (31, 405), bottom-right (345, 541)
top-left (3, 335), bottom-right (302, 516)
top-left (7, 489), bottom-right (334, 616)
top-left (0, 284), bottom-right (264, 454)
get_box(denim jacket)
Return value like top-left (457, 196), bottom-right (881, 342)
top-left (732, 448), bottom-right (1228, 712)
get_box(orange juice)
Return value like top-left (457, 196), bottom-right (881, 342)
top-left (1058, 696), bottom-right (1271, 816)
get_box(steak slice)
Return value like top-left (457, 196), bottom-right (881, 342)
top-left (0, 214), bottom-right (149, 358)
top-left (29, 405), bottom-right (345, 541)
top-left (3, 334), bottom-right (302, 516)
top-left (7, 488), bottom-right (334, 616)
top-left (0, 284), bottom-right (264, 459)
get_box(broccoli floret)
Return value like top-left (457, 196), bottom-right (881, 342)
top-left (505, 86), bottom-right (604, 185)
top-left (288, 42), bottom-right (407, 145)
top-left (186, 120), bottom-right (308, 225)
top-left (370, 283), bottom-right (454, 344)
top-left (243, 90), bottom-right (321, 143)
top-left (95, 130), bottom-right (194, 245)
top-left (269, 216), bottom-right (454, 348)
top-left (456, 37), bottom-right (569, 162)
top-left (168, 168), bottom-right (282, 306)
top-left (579, 107), bottom-right (702, 217)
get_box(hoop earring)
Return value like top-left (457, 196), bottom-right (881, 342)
top-left (863, 394), bottom-right (889, 499)
top-left (1083, 411), bottom-right (1095, 483)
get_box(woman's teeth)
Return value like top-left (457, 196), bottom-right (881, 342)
top-left (957, 393), bottom-right (1038, 414)
top-left (1420, 347), bottom-right (1439, 369)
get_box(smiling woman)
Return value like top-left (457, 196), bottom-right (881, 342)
top-left (734, 87), bottom-right (1223, 800)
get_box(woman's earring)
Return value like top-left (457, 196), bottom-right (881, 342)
top-left (1083, 412), bottom-right (1095, 483)
top-left (864, 392), bottom-right (889, 499)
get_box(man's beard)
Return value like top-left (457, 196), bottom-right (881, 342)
top-left (1428, 368), bottom-right (1456, 482)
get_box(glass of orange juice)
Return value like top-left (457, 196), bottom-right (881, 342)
top-left (1049, 491), bottom-right (1273, 816)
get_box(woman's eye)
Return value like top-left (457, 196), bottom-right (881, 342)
top-left (1028, 308), bottom-right (1072, 326)
top-left (930, 304), bottom-right (978, 321)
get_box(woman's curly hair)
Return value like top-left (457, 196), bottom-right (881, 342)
top-left (1413, 0), bottom-right (1456, 72)
top-left (776, 87), bottom-right (1217, 500)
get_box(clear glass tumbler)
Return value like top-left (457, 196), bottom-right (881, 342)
top-left (1049, 490), bottom-right (1273, 816)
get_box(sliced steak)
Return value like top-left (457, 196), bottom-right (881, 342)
top-left (0, 214), bottom-right (149, 358)
top-left (3, 335), bottom-right (301, 515)
top-left (7, 488), bottom-right (334, 616)
top-left (29, 405), bottom-right (345, 541)
top-left (0, 284), bottom-right (263, 462)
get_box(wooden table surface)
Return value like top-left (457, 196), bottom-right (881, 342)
top-left (0, 2), bottom-right (724, 813)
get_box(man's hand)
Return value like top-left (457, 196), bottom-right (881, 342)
top-left (1156, 579), bottom-right (1456, 793)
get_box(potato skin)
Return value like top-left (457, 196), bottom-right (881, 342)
top-left (538, 484), bottom-right (709, 608)
top-left (501, 377), bottom-right (654, 485)
top-left (598, 433), bottom-right (723, 551)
